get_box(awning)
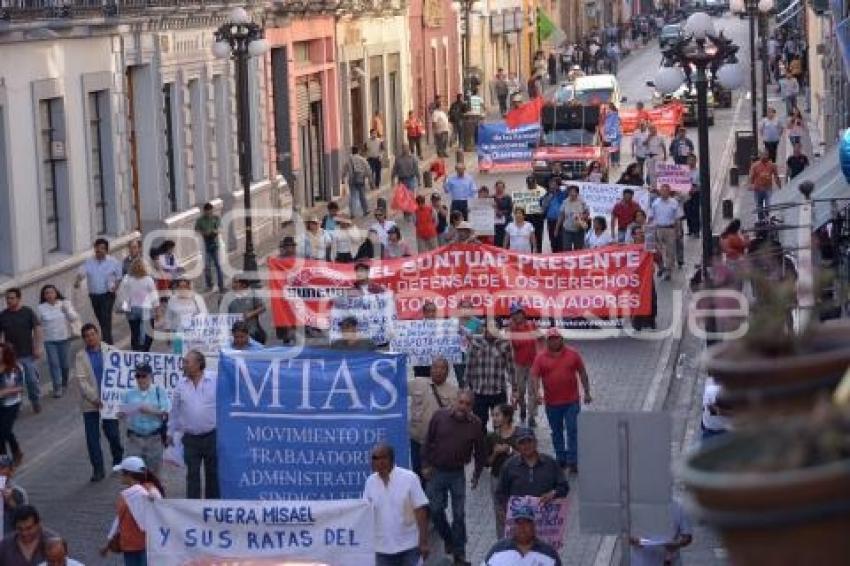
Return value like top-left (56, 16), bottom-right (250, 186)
top-left (771, 145), bottom-right (850, 243)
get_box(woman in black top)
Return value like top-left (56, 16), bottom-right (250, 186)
top-left (617, 162), bottom-right (645, 186)
top-left (487, 403), bottom-right (518, 538)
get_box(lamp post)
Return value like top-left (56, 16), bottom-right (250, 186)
top-left (212, 7), bottom-right (269, 273)
top-left (655, 12), bottom-right (744, 320)
top-left (732, 0), bottom-right (773, 157)
top-left (453, 0), bottom-right (476, 97)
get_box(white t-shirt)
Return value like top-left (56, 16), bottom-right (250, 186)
top-left (702, 377), bottom-right (731, 432)
top-left (363, 466), bottom-right (429, 554)
top-left (506, 221), bottom-right (535, 252)
top-left (431, 109), bottom-right (450, 133)
top-left (633, 130), bottom-right (649, 158)
top-left (645, 135), bottom-right (666, 158)
top-left (370, 220), bottom-right (397, 247)
top-left (585, 230), bottom-right (614, 248)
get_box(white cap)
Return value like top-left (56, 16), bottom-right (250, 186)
top-left (113, 456), bottom-right (147, 474)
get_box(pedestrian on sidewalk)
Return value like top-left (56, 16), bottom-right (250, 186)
top-left (611, 187), bottom-right (642, 242)
top-left (76, 323), bottom-right (123, 482)
top-left (0, 505), bottom-right (56, 566)
top-left (555, 185), bottom-right (590, 251)
top-left (0, 346), bottom-right (24, 466)
top-left (74, 238), bottom-right (122, 344)
top-left (486, 403), bottom-right (518, 538)
top-left (465, 325), bottom-right (515, 434)
top-left (778, 72), bottom-right (800, 116)
top-left (496, 426), bottom-right (569, 508)
top-left (532, 329), bottom-right (591, 473)
top-left (493, 68), bottom-right (510, 116)
top-left (390, 144), bottom-right (421, 197)
top-left (365, 129), bottom-right (386, 189)
top-left (194, 203), bottom-right (225, 293)
top-left (507, 306), bottom-right (539, 426)
top-left (484, 505), bottom-right (562, 566)
top-left (408, 356), bottom-right (458, 478)
top-left (748, 149), bottom-right (782, 221)
top-left (787, 106), bottom-right (805, 146)
top-left (101, 456), bottom-right (164, 566)
top-left (684, 153), bottom-right (701, 237)
top-left (421, 389), bottom-right (486, 566)
top-left (444, 161), bottom-right (477, 220)
top-left (115, 259), bottom-right (160, 352)
top-left (649, 184), bottom-right (680, 280)
top-left (786, 142), bottom-right (810, 181)
top-left (448, 94), bottom-right (467, 148)
top-left (431, 102), bottom-right (451, 158)
top-left (342, 146), bottom-right (374, 218)
top-left (168, 350), bottom-right (219, 499)
top-left (0, 289), bottom-right (43, 414)
top-left (119, 362), bottom-right (170, 475)
top-left (759, 107), bottom-right (784, 163)
top-left (363, 443), bottom-right (430, 566)
top-left (37, 285), bottom-right (78, 397)
top-left (0, 455), bottom-right (28, 534)
top-left (414, 195), bottom-right (439, 253)
top-left (404, 111), bottom-right (425, 158)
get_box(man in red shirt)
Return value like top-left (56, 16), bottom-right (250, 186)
top-left (508, 305), bottom-right (541, 427)
top-left (611, 188), bottom-right (642, 243)
top-left (531, 329), bottom-right (592, 473)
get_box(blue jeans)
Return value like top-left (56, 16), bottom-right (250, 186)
top-left (83, 412), bottom-right (123, 474)
top-left (754, 190), bottom-right (771, 221)
top-left (43, 339), bottom-right (70, 393)
top-left (427, 469), bottom-right (467, 557)
top-left (18, 356), bottom-right (41, 406)
top-left (123, 550), bottom-right (147, 566)
top-left (203, 243), bottom-right (224, 290)
top-left (375, 547), bottom-right (420, 566)
top-left (349, 182), bottom-right (369, 217)
top-left (546, 402), bottom-right (581, 466)
top-left (400, 176), bottom-right (419, 191)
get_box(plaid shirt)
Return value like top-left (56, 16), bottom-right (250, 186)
top-left (465, 335), bottom-right (516, 396)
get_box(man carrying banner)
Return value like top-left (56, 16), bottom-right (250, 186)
top-left (363, 443), bottom-right (431, 566)
top-left (119, 362), bottom-right (170, 475)
top-left (408, 356), bottom-right (458, 479)
top-left (167, 350), bottom-right (218, 499)
top-left (421, 390), bottom-right (486, 566)
top-left (496, 427), bottom-right (569, 507)
top-left (483, 505), bottom-right (562, 566)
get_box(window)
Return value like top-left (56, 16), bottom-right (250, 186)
top-left (294, 41), bottom-right (311, 65)
top-left (87, 90), bottom-right (110, 235)
top-left (162, 83), bottom-right (178, 213)
top-left (39, 97), bottom-right (67, 253)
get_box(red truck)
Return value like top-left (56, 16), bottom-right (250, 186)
top-left (531, 102), bottom-right (607, 186)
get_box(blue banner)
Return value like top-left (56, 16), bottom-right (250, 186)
top-left (217, 348), bottom-right (408, 500)
top-left (477, 121), bottom-right (541, 172)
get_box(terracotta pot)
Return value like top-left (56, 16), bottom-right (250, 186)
top-left (681, 428), bottom-right (850, 566)
top-left (704, 320), bottom-right (850, 417)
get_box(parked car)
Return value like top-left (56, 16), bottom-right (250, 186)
top-left (659, 24), bottom-right (684, 49)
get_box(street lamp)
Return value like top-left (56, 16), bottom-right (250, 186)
top-left (452, 0), bottom-right (478, 98)
top-left (731, 0), bottom-right (773, 156)
top-left (212, 7), bottom-right (269, 273)
top-left (655, 12), bottom-right (744, 289)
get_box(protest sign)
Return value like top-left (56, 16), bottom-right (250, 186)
top-left (217, 348), bottom-right (408, 500)
top-left (101, 350), bottom-right (183, 419)
top-left (181, 313), bottom-right (244, 356)
top-left (468, 198), bottom-right (496, 235)
top-left (390, 319), bottom-right (463, 365)
top-left (328, 291), bottom-right (396, 346)
top-left (145, 498), bottom-right (374, 566)
top-left (654, 163), bottom-right (692, 193)
top-left (510, 188), bottom-right (546, 216)
top-left (572, 182), bottom-right (650, 218)
top-left (477, 121), bottom-right (542, 172)
top-left (269, 243), bottom-right (655, 327)
top-left (505, 495), bottom-right (570, 550)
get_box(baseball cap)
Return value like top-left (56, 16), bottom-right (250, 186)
top-left (113, 456), bottom-right (147, 474)
top-left (513, 505), bottom-right (536, 522)
top-left (134, 362), bottom-right (153, 376)
top-left (515, 426), bottom-right (536, 442)
top-left (547, 328), bottom-right (563, 339)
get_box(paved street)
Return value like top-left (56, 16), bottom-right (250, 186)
top-left (9, 13), bottom-right (756, 566)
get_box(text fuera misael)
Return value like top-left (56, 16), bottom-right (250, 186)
top-left (229, 356), bottom-right (401, 411)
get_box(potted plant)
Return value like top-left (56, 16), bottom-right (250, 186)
top-left (680, 402), bottom-right (850, 565)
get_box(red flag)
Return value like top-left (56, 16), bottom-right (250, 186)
top-left (505, 97), bottom-right (543, 129)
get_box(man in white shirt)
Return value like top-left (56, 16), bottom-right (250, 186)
top-left (167, 350), bottom-right (219, 499)
top-left (363, 443), bottom-right (430, 566)
top-left (369, 209), bottom-right (398, 247)
top-left (649, 184), bottom-right (681, 280)
top-left (431, 102), bottom-right (451, 158)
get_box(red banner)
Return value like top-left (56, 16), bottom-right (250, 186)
top-left (620, 102), bottom-right (684, 136)
top-left (268, 243), bottom-right (654, 327)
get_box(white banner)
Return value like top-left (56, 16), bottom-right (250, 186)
top-left (468, 198), bottom-right (496, 235)
top-left (390, 319), bottom-right (463, 366)
top-left (145, 498), bottom-right (375, 566)
top-left (101, 350), bottom-right (183, 419)
top-left (654, 163), bottom-right (692, 193)
top-left (573, 181), bottom-right (650, 218)
top-left (329, 291), bottom-right (397, 346)
top-left (181, 313), bottom-right (243, 356)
